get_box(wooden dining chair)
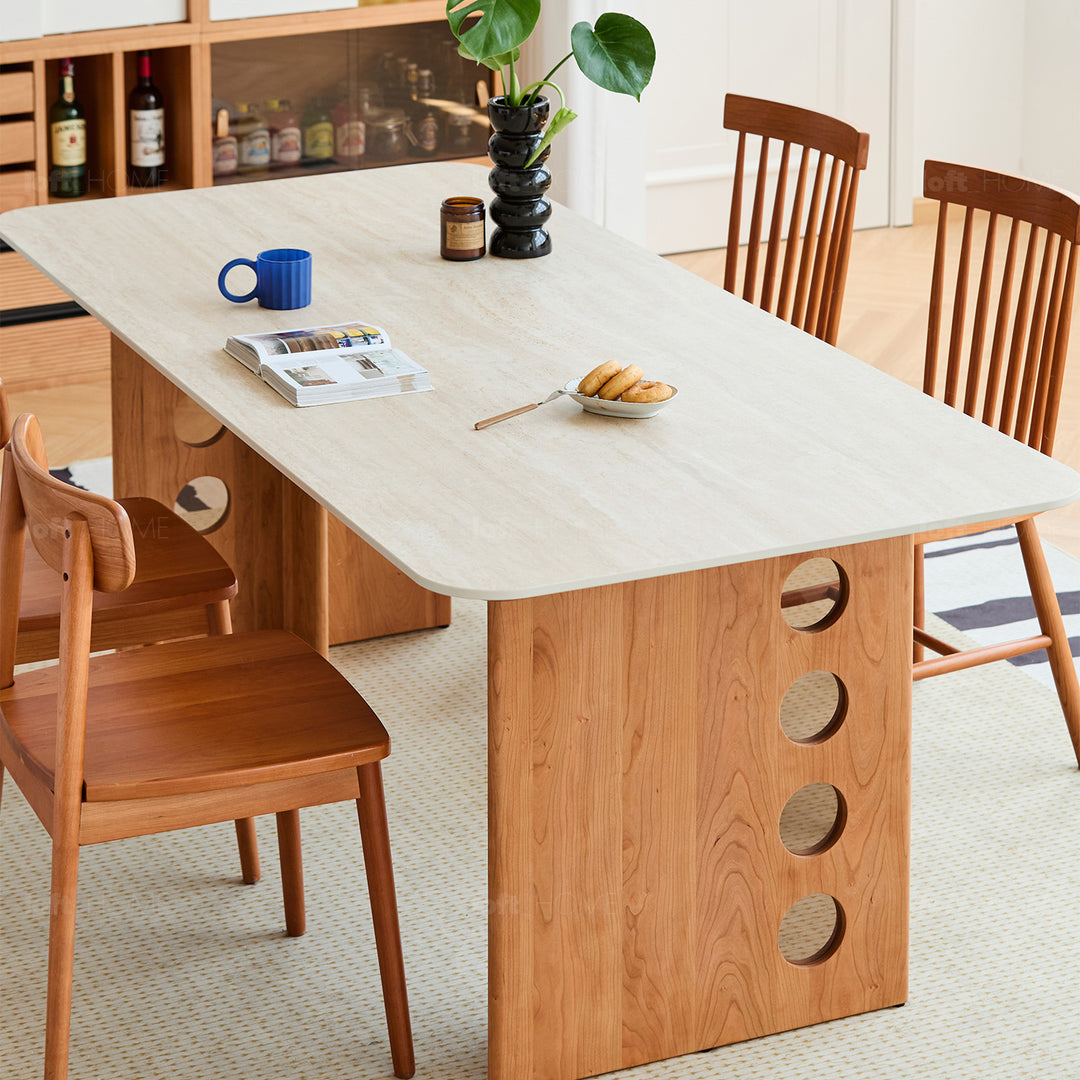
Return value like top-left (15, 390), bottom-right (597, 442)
top-left (722, 93), bottom-right (870, 346)
top-left (913, 160), bottom-right (1080, 766)
top-left (0, 377), bottom-right (267, 884)
top-left (0, 412), bottom-right (414, 1080)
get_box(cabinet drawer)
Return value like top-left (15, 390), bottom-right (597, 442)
top-left (0, 119), bottom-right (35, 165)
top-left (0, 315), bottom-right (111, 391)
top-left (0, 250), bottom-right (69, 308)
top-left (0, 169), bottom-right (37, 211)
top-left (0, 70), bottom-right (34, 115)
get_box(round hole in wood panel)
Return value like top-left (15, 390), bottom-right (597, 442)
top-left (778, 783), bottom-right (846, 855)
top-left (780, 558), bottom-right (848, 631)
top-left (173, 398), bottom-right (226, 447)
top-left (777, 894), bottom-right (845, 966)
top-left (779, 671), bottom-right (847, 743)
top-left (174, 476), bottom-right (230, 534)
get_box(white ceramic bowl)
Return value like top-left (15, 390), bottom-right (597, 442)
top-left (563, 378), bottom-right (678, 418)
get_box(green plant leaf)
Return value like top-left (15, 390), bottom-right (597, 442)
top-left (570, 13), bottom-right (655, 100)
top-left (446, 0), bottom-right (540, 62)
top-left (524, 106), bottom-right (578, 167)
top-left (458, 42), bottom-right (520, 72)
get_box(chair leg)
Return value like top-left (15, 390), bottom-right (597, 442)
top-left (1016, 518), bottom-right (1080, 766)
top-left (207, 599), bottom-right (264, 879)
top-left (356, 763), bottom-right (414, 1080)
top-left (44, 832), bottom-right (80, 1080)
top-left (913, 542), bottom-right (925, 664)
top-left (276, 809), bottom-right (306, 937)
top-left (235, 818), bottom-right (261, 884)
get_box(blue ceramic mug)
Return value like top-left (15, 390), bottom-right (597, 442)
top-left (218, 247), bottom-right (312, 309)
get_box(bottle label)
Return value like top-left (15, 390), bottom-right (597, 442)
top-left (131, 108), bottom-right (165, 166)
top-left (445, 219), bottom-right (484, 250)
top-left (272, 124), bottom-right (302, 165)
top-left (304, 121), bottom-right (334, 159)
top-left (212, 136), bottom-right (238, 175)
top-left (51, 119), bottom-right (87, 166)
top-left (239, 126), bottom-right (271, 168)
top-left (335, 120), bottom-right (365, 159)
top-left (417, 115), bottom-right (438, 152)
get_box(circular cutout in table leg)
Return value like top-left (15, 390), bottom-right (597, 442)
top-left (778, 893), bottom-right (845, 966)
top-left (780, 557), bottom-right (848, 631)
top-left (779, 783), bottom-right (846, 855)
top-left (173, 398), bottom-right (226, 447)
top-left (779, 671), bottom-right (847, 743)
top-left (174, 476), bottom-right (230, 534)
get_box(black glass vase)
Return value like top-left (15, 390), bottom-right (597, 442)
top-left (487, 96), bottom-right (552, 259)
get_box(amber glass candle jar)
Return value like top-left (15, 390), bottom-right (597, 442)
top-left (440, 196), bottom-right (486, 261)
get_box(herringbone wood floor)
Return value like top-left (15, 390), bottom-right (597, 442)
top-left (7, 221), bottom-right (1080, 558)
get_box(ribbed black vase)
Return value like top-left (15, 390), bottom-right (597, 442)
top-left (487, 96), bottom-right (552, 259)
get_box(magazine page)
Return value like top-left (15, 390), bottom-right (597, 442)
top-left (225, 321), bottom-right (390, 371)
top-left (262, 347), bottom-right (427, 390)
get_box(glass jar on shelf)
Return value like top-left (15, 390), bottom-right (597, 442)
top-left (211, 104), bottom-right (238, 178)
top-left (267, 98), bottom-right (302, 169)
top-left (235, 102), bottom-right (271, 173)
top-left (444, 109), bottom-right (476, 156)
top-left (366, 108), bottom-right (408, 164)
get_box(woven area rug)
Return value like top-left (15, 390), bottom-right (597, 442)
top-left (2, 598), bottom-right (1078, 1080)
top-left (5, 462), bottom-right (1078, 1078)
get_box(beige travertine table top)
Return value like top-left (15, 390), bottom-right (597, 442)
top-left (2, 162), bottom-right (1078, 599)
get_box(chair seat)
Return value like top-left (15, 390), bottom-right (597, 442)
top-left (17, 497), bottom-right (237, 630)
top-left (0, 630), bottom-right (388, 801)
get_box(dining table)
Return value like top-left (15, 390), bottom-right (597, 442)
top-left (2, 161), bottom-right (1077, 1080)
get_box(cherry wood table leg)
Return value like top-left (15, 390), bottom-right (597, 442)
top-left (487, 536), bottom-right (912, 1080)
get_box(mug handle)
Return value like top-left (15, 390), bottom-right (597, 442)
top-left (218, 258), bottom-right (259, 303)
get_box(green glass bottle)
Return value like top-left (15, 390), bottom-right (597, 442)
top-left (49, 58), bottom-right (87, 198)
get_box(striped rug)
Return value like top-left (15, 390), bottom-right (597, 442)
top-left (923, 527), bottom-right (1080, 688)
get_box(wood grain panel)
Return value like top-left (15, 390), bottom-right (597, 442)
top-left (0, 250), bottom-right (70, 308)
top-left (328, 516), bottom-right (451, 643)
top-left (488, 536), bottom-right (911, 1080)
top-left (0, 316), bottom-right (110, 390)
top-left (0, 168), bottom-right (37, 212)
top-left (0, 69), bottom-right (34, 114)
top-left (0, 119), bottom-right (34, 165)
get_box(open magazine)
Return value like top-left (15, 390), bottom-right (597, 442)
top-left (223, 321), bottom-right (432, 407)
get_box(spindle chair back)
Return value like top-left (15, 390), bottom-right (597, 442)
top-left (722, 93), bottom-right (870, 346)
top-left (913, 161), bottom-right (1080, 765)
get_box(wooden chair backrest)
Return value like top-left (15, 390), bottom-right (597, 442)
top-left (6, 413), bottom-right (135, 592)
top-left (722, 94), bottom-right (870, 347)
top-left (922, 160), bottom-right (1080, 456)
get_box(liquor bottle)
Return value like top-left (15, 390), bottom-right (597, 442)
top-left (301, 96), bottom-right (335, 165)
top-left (48, 58), bottom-right (87, 198)
top-left (129, 50), bottom-right (166, 187)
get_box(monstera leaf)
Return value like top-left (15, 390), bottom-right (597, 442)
top-left (458, 43), bottom-right (521, 72)
top-left (447, 0), bottom-right (541, 63)
top-left (570, 13), bottom-right (655, 100)
top-left (525, 106), bottom-right (578, 167)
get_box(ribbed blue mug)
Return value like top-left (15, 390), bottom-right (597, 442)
top-left (218, 247), bottom-right (311, 309)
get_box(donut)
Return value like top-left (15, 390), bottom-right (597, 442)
top-left (577, 360), bottom-right (623, 397)
top-left (597, 364), bottom-right (644, 400)
top-left (620, 380), bottom-right (673, 403)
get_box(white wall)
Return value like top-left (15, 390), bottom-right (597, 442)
top-left (1020, 0), bottom-right (1080, 191)
top-left (910, 0), bottom-right (1025, 197)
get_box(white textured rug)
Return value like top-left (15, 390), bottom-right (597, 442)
top-left (2, 596), bottom-right (1078, 1080)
